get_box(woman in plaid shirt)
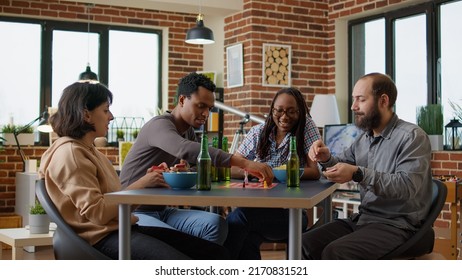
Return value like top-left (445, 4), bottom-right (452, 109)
top-left (224, 87), bottom-right (321, 259)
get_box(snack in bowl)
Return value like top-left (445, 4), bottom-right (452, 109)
top-left (272, 165), bottom-right (304, 183)
top-left (162, 171), bottom-right (197, 190)
top-left (170, 162), bottom-right (189, 172)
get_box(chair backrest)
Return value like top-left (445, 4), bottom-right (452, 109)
top-left (380, 179), bottom-right (447, 259)
top-left (35, 179), bottom-right (111, 260)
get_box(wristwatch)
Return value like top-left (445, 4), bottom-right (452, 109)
top-left (352, 167), bottom-right (363, 183)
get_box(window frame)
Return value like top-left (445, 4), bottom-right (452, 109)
top-left (347, 0), bottom-right (457, 123)
top-left (0, 15), bottom-right (162, 143)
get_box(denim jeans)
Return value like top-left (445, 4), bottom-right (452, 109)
top-left (134, 207), bottom-right (228, 245)
top-left (224, 207), bottom-right (308, 259)
top-left (93, 225), bottom-right (229, 260)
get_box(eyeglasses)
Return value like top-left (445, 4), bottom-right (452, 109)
top-left (272, 108), bottom-right (299, 118)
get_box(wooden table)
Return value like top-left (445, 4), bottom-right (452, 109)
top-left (0, 228), bottom-right (54, 260)
top-left (105, 179), bottom-right (336, 260)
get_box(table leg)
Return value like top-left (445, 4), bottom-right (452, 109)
top-left (119, 204), bottom-right (131, 260)
top-left (450, 201), bottom-right (457, 259)
top-left (0, 243), bottom-right (3, 259)
top-left (322, 194), bottom-right (333, 223)
top-left (288, 208), bottom-right (302, 260)
top-left (12, 246), bottom-right (23, 260)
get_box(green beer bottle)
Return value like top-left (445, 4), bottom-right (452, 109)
top-left (222, 137), bottom-right (231, 181)
top-left (211, 136), bottom-right (219, 182)
top-left (286, 136), bottom-right (300, 188)
top-left (196, 133), bottom-right (212, 190)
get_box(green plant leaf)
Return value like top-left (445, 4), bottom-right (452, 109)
top-left (416, 104), bottom-right (443, 135)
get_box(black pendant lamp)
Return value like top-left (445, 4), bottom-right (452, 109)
top-left (79, 4), bottom-right (98, 81)
top-left (79, 64), bottom-right (98, 81)
top-left (185, 14), bottom-right (215, 45)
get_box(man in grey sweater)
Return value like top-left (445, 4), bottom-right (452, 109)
top-left (302, 73), bottom-right (432, 259)
top-left (120, 72), bottom-right (273, 245)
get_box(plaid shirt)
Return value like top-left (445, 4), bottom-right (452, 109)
top-left (237, 116), bottom-right (321, 168)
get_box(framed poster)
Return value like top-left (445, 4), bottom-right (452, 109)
top-left (226, 43), bottom-right (244, 88)
top-left (262, 44), bottom-right (291, 87)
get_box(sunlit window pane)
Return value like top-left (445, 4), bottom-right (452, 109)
top-left (52, 30), bottom-right (99, 106)
top-left (351, 18), bottom-right (385, 121)
top-left (108, 30), bottom-right (160, 121)
top-left (394, 14), bottom-right (427, 124)
top-left (440, 0), bottom-right (462, 125)
top-left (0, 22), bottom-right (41, 127)
top-left (364, 19), bottom-right (386, 73)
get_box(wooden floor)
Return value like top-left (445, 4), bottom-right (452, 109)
top-left (1, 243), bottom-right (449, 260)
top-left (0, 245), bottom-right (287, 260)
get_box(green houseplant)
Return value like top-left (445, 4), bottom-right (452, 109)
top-left (132, 129), bottom-right (139, 140)
top-left (416, 104), bottom-right (443, 150)
top-left (448, 99), bottom-right (462, 122)
top-left (2, 124), bottom-right (35, 146)
top-left (116, 129), bottom-right (125, 141)
top-left (29, 200), bottom-right (50, 234)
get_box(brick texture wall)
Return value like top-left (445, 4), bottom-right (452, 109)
top-left (221, 0), bottom-right (411, 137)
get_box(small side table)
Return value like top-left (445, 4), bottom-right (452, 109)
top-left (0, 228), bottom-right (54, 260)
top-left (434, 180), bottom-right (461, 260)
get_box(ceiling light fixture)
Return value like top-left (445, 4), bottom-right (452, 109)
top-left (79, 4), bottom-right (98, 81)
top-left (185, 1), bottom-right (214, 45)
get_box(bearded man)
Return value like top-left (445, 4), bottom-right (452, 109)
top-left (302, 72), bottom-right (433, 260)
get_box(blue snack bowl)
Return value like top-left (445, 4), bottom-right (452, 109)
top-left (162, 172), bottom-right (197, 190)
top-left (272, 168), bottom-right (304, 183)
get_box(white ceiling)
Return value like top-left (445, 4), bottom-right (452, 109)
top-left (74, 0), bottom-right (243, 16)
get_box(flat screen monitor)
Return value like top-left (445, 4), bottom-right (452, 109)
top-left (323, 124), bottom-right (363, 191)
top-left (323, 123), bottom-right (363, 157)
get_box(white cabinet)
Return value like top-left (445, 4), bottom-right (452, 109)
top-left (15, 172), bottom-right (39, 228)
top-left (15, 172), bottom-right (40, 252)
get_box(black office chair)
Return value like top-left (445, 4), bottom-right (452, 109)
top-left (35, 179), bottom-right (111, 260)
top-left (380, 179), bottom-right (447, 259)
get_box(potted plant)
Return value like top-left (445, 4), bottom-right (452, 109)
top-left (448, 99), bottom-right (462, 122)
top-left (416, 104), bottom-right (444, 151)
top-left (116, 129), bottom-right (125, 142)
top-left (1, 124), bottom-right (35, 146)
top-left (29, 200), bottom-right (50, 234)
top-left (0, 136), bottom-right (5, 152)
top-left (132, 129), bottom-right (139, 140)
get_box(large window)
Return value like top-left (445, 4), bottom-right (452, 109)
top-left (52, 30), bottom-right (100, 107)
top-left (349, 0), bottom-right (462, 126)
top-left (440, 0), bottom-right (462, 126)
top-left (0, 17), bottom-right (162, 143)
top-left (0, 21), bottom-right (41, 127)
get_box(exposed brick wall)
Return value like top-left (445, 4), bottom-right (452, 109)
top-left (221, 0), bottom-right (411, 137)
top-left (222, 0), bottom-right (330, 136)
top-left (0, 0), bottom-right (204, 108)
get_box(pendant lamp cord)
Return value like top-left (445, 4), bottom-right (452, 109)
top-left (86, 4), bottom-right (92, 67)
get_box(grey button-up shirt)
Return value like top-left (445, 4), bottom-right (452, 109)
top-left (321, 114), bottom-right (432, 231)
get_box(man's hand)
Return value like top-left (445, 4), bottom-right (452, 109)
top-left (322, 162), bottom-right (357, 184)
top-left (245, 161), bottom-right (274, 186)
top-left (308, 139), bottom-right (331, 163)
